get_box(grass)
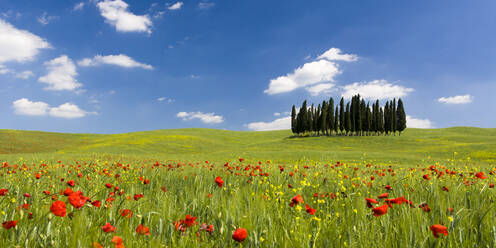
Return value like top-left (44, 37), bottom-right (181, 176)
top-left (0, 127), bottom-right (495, 247)
top-left (1, 127), bottom-right (495, 165)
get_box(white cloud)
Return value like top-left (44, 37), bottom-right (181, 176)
top-left (406, 115), bottom-right (433, 129)
top-left (97, 0), bottom-right (153, 34)
top-left (317, 48), bottom-right (358, 62)
top-left (0, 65), bottom-right (10, 74)
top-left (48, 103), bottom-right (90, 119)
top-left (265, 60), bottom-right (341, 95)
top-left (12, 98), bottom-right (49, 116)
top-left (177, 111), bottom-right (224, 124)
top-left (38, 55), bottom-right (82, 91)
top-left (438, 94), bottom-right (473, 104)
top-left (157, 97), bottom-right (174, 103)
top-left (0, 19), bottom-right (51, 64)
top-left (198, 2), bottom-right (215, 9)
top-left (13, 98), bottom-right (93, 118)
top-left (15, 70), bottom-right (34, 79)
top-left (341, 80), bottom-right (413, 100)
top-left (73, 2), bottom-right (85, 11)
top-left (273, 112), bottom-right (281, 116)
top-left (306, 83), bottom-right (335, 96)
top-left (246, 116), bottom-right (291, 131)
top-left (78, 54), bottom-right (153, 69)
top-left (168, 2), bottom-right (183, 10)
top-left (37, 12), bottom-right (58, 25)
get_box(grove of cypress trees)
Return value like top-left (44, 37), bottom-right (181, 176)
top-left (339, 98), bottom-right (345, 134)
top-left (334, 106), bottom-right (339, 134)
top-left (291, 105), bottom-right (296, 134)
top-left (327, 98), bottom-right (334, 136)
top-left (345, 103), bottom-right (351, 136)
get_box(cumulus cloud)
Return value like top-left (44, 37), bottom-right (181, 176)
top-left (168, 2), bottom-right (183, 10)
top-left (246, 116), bottom-right (291, 131)
top-left (97, 0), bottom-right (152, 34)
top-left (438, 94), bottom-right (473, 104)
top-left (38, 55), bottom-right (82, 91)
top-left (12, 98), bottom-right (49, 116)
top-left (265, 60), bottom-right (341, 95)
top-left (406, 115), bottom-right (433, 129)
top-left (306, 83), bottom-right (335, 96)
top-left (13, 98), bottom-right (93, 119)
top-left (317, 48), bottom-right (358, 62)
top-left (265, 47), bottom-right (357, 95)
top-left (73, 2), bottom-right (85, 11)
top-left (15, 70), bottom-right (34, 79)
top-left (341, 80), bottom-right (413, 100)
top-left (78, 54), bottom-right (153, 69)
top-left (177, 111), bottom-right (224, 124)
top-left (0, 19), bottom-right (51, 64)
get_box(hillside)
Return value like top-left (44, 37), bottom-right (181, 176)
top-left (0, 127), bottom-right (495, 165)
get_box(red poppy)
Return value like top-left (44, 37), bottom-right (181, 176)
top-left (2, 220), bottom-right (17, 229)
top-left (23, 193), bottom-right (31, 198)
top-left (372, 205), bottom-right (388, 217)
top-left (184, 214), bottom-right (197, 227)
top-left (67, 180), bottom-right (75, 187)
top-left (423, 174), bottom-right (430, 180)
top-left (112, 236), bottom-right (124, 248)
top-left (419, 203), bottom-right (431, 212)
top-left (105, 183), bottom-right (112, 188)
top-left (385, 185), bottom-right (392, 190)
top-left (289, 194), bottom-right (304, 207)
top-left (378, 193), bottom-right (389, 199)
top-left (102, 222), bottom-right (116, 233)
top-left (63, 188), bottom-right (74, 196)
top-left (490, 183), bottom-right (495, 188)
top-left (442, 186), bottom-right (449, 192)
top-left (68, 191), bottom-right (88, 209)
top-left (143, 179), bottom-right (150, 184)
top-left (475, 172), bottom-right (487, 179)
top-left (305, 204), bottom-right (316, 215)
top-left (91, 200), bottom-right (101, 208)
top-left (35, 173), bottom-right (41, 179)
top-left (120, 209), bottom-right (133, 218)
top-left (200, 223), bottom-right (214, 233)
top-left (366, 198), bottom-right (379, 208)
top-left (21, 203), bottom-right (30, 210)
top-left (136, 224), bottom-right (150, 235)
top-left (0, 188), bottom-right (8, 196)
top-left (232, 228), bottom-right (247, 242)
top-left (133, 194), bottom-right (143, 201)
top-left (50, 200), bottom-right (67, 217)
top-left (430, 224), bottom-right (448, 238)
top-left (43, 190), bottom-right (51, 195)
top-left (215, 176), bottom-right (224, 187)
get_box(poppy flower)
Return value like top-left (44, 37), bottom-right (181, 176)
top-left (366, 198), bottom-right (379, 208)
top-left (102, 222), bottom-right (116, 233)
top-left (136, 224), bottom-right (150, 235)
top-left (0, 188), bottom-right (8, 196)
top-left (50, 200), bottom-right (67, 217)
top-left (430, 224), bottom-right (448, 238)
top-left (105, 183), bottom-right (112, 188)
top-left (21, 203), bottom-right (30, 210)
top-left (419, 203), bottom-right (431, 212)
top-left (133, 194), bottom-right (143, 201)
top-left (184, 214), bottom-right (197, 227)
top-left (305, 204), bottom-right (316, 215)
top-left (442, 186), bottom-right (449, 192)
top-left (232, 228), bottom-right (247, 242)
top-left (93, 242), bottom-right (103, 248)
top-left (67, 180), bottom-right (75, 187)
top-left (23, 193), bottom-right (31, 198)
top-left (68, 191), bottom-right (88, 209)
top-left (378, 193), bottom-right (389, 199)
top-left (490, 183), bottom-right (495, 188)
top-left (120, 209), bottom-right (133, 218)
top-left (91, 200), bottom-right (101, 208)
top-left (143, 179), bottom-right (150, 184)
top-left (200, 223), bottom-right (214, 233)
top-left (112, 236), bottom-right (125, 248)
top-left (423, 174), bottom-right (430, 180)
top-left (63, 188), bottom-right (74, 196)
top-left (385, 185), bottom-right (392, 190)
top-left (475, 172), bottom-right (487, 179)
top-left (2, 220), bottom-right (17, 229)
top-left (289, 194), bottom-right (304, 207)
top-left (372, 205), bottom-right (388, 217)
top-left (43, 190), bottom-right (51, 195)
top-left (215, 176), bottom-right (224, 187)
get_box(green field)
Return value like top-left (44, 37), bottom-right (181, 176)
top-left (1, 127), bottom-right (495, 165)
top-left (1, 127), bottom-right (496, 247)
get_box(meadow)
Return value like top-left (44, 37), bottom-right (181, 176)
top-left (0, 127), bottom-right (495, 247)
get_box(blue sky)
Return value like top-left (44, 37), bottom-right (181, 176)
top-left (0, 0), bottom-right (495, 133)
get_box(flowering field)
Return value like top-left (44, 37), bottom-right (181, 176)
top-left (1, 156), bottom-right (496, 248)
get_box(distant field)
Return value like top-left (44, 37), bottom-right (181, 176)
top-left (0, 127), bottom-right (495, 166)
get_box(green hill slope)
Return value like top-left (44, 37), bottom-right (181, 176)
top-left (0, 127), bottom-right (495, 165)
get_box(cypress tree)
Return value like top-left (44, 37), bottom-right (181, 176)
top-left (379, 107), bottom-right (384, 135)
top-left (371, 102), bottom-right (376, 134)
top-left (366, 102), bottom-right (371, 136)
top-left (345, 103), bottom-right (351, 136)
top-left (359, 98), bottom-right (366, 135)
top-left (391, 99), bottom-right (397, 136)
top-left (320, 101), bottom-right (328, 136)
top-left (291, 105), bottom-right (296, 134)
top-left (339, 97), bottom-right (345, 134)
top-left (297, 100), bottom-right (307, 134)
top-left (334, 106), bottom-right (339, 134)
top-left (327, 98), bottom-right (334, 136)
top-left (315, 104), bottom-right (321, 135)
top-left (384, 102), bottom-right (390, 135)
top-left (306, 105), bottom-right (313, 134)
top-left (350, 96), bottom-right (356, 134)
top-left (396, 98), bottom-right (406, 135)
